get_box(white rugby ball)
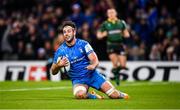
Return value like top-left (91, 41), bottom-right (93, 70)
top-left (57, 56), bottom-right (70, 74)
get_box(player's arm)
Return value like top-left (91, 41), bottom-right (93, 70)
top-left (97, 22), bottom-right (108, 39)
top-left (86, 52), bottom-right (99, 70)
top-left (50, 57), bottom-right (68, 75)
top-left (123, 29), bottom-right (130, 38)
top-left (121, 20), bottom-right (130, 38)
top-left (50, 63), bottom-right (60, 75)
top-left (97, 31), bottom-right (108, 39)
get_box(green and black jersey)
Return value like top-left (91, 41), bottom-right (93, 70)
top-left (99, 19), bottom-right (127, 43)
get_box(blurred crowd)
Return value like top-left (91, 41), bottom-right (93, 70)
top-left (0, 0), bottom-right (180, 61)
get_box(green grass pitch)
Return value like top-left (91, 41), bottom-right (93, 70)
top-left (0, 81), bottom-right (180, 109)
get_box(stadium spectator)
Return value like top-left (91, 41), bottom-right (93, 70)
top-left (0, 0), bottom-right (179, 61)
top-left (37, 47), bottom-right (46, 60)
top-left (23, 43), bottom-right (35, 60)
top-left (67, 3), bottom-right (85, 29)
top-left (149, 44), bottom-right (161, 60)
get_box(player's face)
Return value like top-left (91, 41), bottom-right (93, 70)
top-left (107, 9), bottom-right (117, 19)
top-left (63, 26), bottom-right (75, 43)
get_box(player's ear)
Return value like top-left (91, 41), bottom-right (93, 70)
top-left (73, 28), bottom-right (76, 35)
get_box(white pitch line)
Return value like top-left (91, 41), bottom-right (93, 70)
top-left (0, 82), bottom-right (176, 92)
top-left (0, 86), bottom-right (71, 92)
top-left (121, 82), bottom-right (170, 86)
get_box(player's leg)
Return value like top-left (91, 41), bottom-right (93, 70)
top-left (109, 53), bottom-right (121, 85)
top-left (73, 84), bottom-right (88, 99)
top-left (109, 53), bottom-right (119, 68)
top-left (88, 71), bottom-right (128, 99)
top-left (118, 54), bottom-right (128, 78)
top-left (118, 55), bottom-right (127, 69)
top-left (107, 43), bottom-right (121, 85)
top-left (100, 81), bottom-right (129, 99)
top-left (73, 84), bottom-right (103, 99)
top-left (116, 46), bottom-right (128, 81)
top-left (115, 45), bottom-right (128, 84)
top-left (118, 44), bottom-right (128, 70)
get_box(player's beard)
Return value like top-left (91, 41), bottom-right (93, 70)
top-left (66, 35), bottom-right (74, 43)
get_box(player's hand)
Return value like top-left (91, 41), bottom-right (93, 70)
top-left (97, 31), bottom-right (108, 39)
top-left (102, 31), bottom-right (108, 37)
top-left (86, 64), bottom-right (96, 70)
top-left (57, 57), bottom-right (69, 67)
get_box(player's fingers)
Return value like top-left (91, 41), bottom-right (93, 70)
top-left (63, 57), bottom-right (69, 62)
top-left (85, 66), bottom-right (89, 69)
top-left (62, 58), bottom-right (69, 66)
top-left (58, 59), bottom-right (66, 66)
top-left (65, 59), bottom-right (69, 64)
top-left (65, 60), bottom-right (69, 65)
top-left (86, 65), bottom-right (93, 70)
top-left (65, 63), bottom-right (69, 66)
top-left (57, 61), bottom-right (63, 67)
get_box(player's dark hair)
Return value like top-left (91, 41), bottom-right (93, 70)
top-left (58, 21), bottom-right (76, 33)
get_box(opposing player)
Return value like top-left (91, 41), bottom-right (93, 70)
top-left (97, 8), bottom-right (130, 85)
top-left (50, 21), bottom-right (129, 99)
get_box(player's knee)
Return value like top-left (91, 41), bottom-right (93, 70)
top-left (75, 91), bottom-right (87, 99)
top-left (73, 85), bottom-right (87, 99)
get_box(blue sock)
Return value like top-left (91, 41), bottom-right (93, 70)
top-left (87, 93), bottom-right (97, 99)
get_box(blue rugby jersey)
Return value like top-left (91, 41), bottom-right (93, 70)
top-left (53, 39), bottom-right (95, 79)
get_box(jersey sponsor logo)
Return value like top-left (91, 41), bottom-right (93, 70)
top-left (108, 30), bottom-right (121, 35)
top-left (70, 56), bottom-right (85, 64)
